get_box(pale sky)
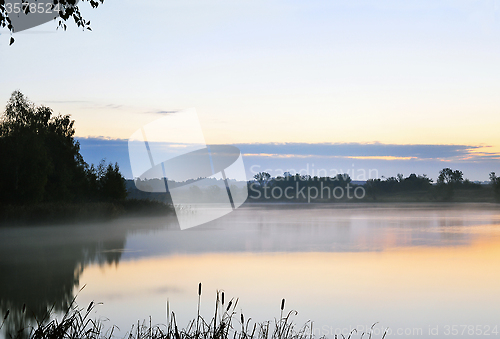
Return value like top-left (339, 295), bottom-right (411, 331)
top-left (1, 0), bottom-right (500, 180)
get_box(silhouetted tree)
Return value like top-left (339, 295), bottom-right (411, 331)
top-left (88, 161), bottom-right (127, 201)
top-left (248, 172), bottom-right (354, 201)
top-left (0, 126), bottom-right (50, 204)
top-left (0, 91), bottom-right (76, 203)
top-left (437, 168), bottom-right (464, 201)
top-left (254, 172), bottom-right (271, 187)
top-left (437, 168), bottom-right (463, 185)
top-left (401, 173), bottom-right (432, 191)
top-left (364, 173), bottom-right (432, 200)
top-left (364, 179), bottom-right (381, 200)
top-left (490, 172), bottom-right (500, 202)
top-left (0, 90), bottom-right (126, 204)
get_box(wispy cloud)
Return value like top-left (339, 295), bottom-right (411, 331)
top-left (77, 138), bottom-right (500, 162)
top-left (234, 143), bottom-right (499, 161)
top-left (76, 138), bottom-right (500, 180)
top-left (154, 110), bottom-right (179, 114)
top-left (104, 104), bottom-right (123, 110)
top-left (42, 100), bottom-right (91, 104)
top-left (40, 100), bottom-right (126, 111)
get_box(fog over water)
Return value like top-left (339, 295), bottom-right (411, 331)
top-left (1, 203), bottom-right (500, 339)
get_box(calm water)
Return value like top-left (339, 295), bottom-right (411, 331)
top-left (1, 203), bottom-right (500, 338)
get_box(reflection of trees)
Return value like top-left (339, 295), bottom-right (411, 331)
top-left (0, 223), bottom-right (129, 337)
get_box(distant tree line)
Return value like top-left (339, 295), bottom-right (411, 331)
top-left (4, 88), bottom-right (495, 207)
top-left (0, 90), bottom-right (127, 205)
top-left (365, 173), bottom-right (433, 197)
top-left (251, 168), bottom-right (500, 203)
top-left (489, 172), bottom-right (500, 202)
top-left (249, 171), bottom-right (359, 201)
top-left (367, 168), bottom-right (500, 201)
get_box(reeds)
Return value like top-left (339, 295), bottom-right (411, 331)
top-left (1, 283), bottom-right (387, 339)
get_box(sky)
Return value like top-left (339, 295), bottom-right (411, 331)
top-left (1, 0), bottom-right (500, 180)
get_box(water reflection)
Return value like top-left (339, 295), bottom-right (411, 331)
top-left (75, 243), bottom-right (500, 338)
top-left (0, 216), bottom-right (176, 336)
top-left (119, 203), bottom-right (500, 259)
top-left (1, 203), bottom-right (500, 338)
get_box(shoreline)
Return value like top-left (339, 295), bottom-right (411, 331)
top-left (1, 198), bottom-right (497, 227)
top-left (0, 199), bottom-right (174, 227)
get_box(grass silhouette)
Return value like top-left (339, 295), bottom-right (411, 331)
top-left (1, 284), bottom-right (387, 339)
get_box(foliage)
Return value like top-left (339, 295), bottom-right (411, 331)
top-left (490, 172), bottom-right (500, 202)
top-left (437, 168), bottom-right (463, 185)
top-left (86, 160), bottom-right (127, 201)
top-left (0, 0), bottom-right (105, 45)
top-left (436, 168), bottom-right (468, 201)
top-left (249, 172), bottom-right (355, 202)
top-left (365, 173), bottom-right (432, 200)
top-left (253, 172), bottom-right (271, 187)
top-left (0, 90), bottom-right (126, 205)
top-left (0, 287), bottom-right (387, 339)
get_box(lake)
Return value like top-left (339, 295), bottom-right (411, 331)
top-left (1, 203), bottom-right (500, 338)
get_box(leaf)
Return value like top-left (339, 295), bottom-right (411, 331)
top-left (9, 37), bottom-right (14, 45)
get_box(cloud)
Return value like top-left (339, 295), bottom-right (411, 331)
top-left (234, 142), bottom-right (499, 161)
top-left (78, 137), bottom-right (132, 178)
top-left (40, 100), bottom-right (126, 110)
top-left (105, 104), bottom-right (123, 109)
top-left (42, 100), bottom-right (91, 104)
top-left (152, 110), bottom-right (179, 114)
top-left (76, 138), bottom-right (500, 181)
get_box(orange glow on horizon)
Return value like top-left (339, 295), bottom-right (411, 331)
top-left (77, 235), bottom-right (500, 312)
